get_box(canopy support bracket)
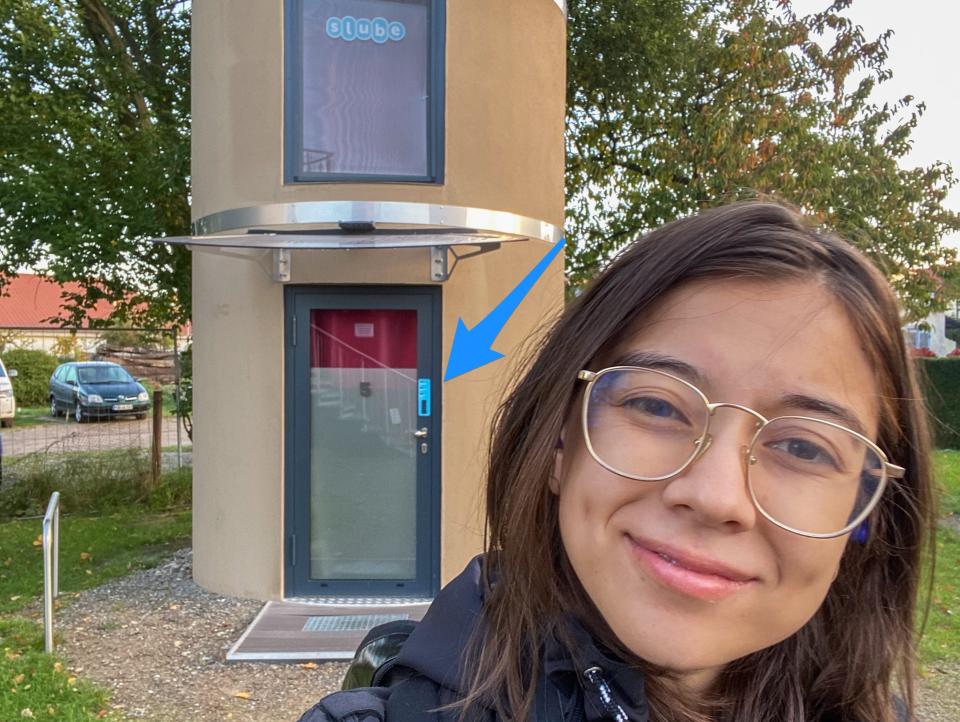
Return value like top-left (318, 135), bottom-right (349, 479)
top-left (431, 243), bottom-right (501, 282)
top-left (273, 249), bottom-right (291, 283)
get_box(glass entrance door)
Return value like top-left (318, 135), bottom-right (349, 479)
top-left (285, 287), bottom-right (440, 597)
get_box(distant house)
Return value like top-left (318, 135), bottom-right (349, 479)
top-left (0, 273), bottom-right (114, 354)
top-left (0, 273), bottom-right (190, 357)
top-left (904, 311), bottom-right (957, 357)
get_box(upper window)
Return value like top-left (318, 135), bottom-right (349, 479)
top-left (286, 0), bottom-right (445, 183)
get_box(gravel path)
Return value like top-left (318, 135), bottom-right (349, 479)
top-left (46, 550), bottom-right (345, 722)
top-left (919, 662), bottom-right (960, 722)
top-left (21, 548), bottom-right (958, 721)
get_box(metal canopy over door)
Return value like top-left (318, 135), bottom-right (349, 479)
top-left (285, 286), bottom-right (441, 598)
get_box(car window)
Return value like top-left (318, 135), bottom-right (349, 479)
top-left (78, 365), bottom-right (133, 384)
top-left (0, 363), bottom-right (6, 378)
top-left (64, 366), bottom-right (77, 383)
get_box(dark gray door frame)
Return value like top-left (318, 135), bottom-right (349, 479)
top-left (283, 285), bottom-right (441, 598)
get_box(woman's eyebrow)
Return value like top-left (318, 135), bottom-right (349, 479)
top-left (779, 394), bottom-right (866, 436)
top-left (608, 351), bottom-right (705, 386)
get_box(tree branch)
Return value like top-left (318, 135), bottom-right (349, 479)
top-left (75, 0), bottom-right (153, 130)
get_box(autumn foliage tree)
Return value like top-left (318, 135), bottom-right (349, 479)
top-left (0, 0), bottom-right (190, 327)
top-left (0, 1), bottom-right (957, 325)
top-left (566, 0), bottom-right (960, 320)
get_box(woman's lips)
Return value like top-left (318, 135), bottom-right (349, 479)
top-left (625, 534), bottom-right (758, 602)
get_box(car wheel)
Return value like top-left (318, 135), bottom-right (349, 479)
top-left (50, 396), bottom-right (59, 418)
top-left (135, 413), bottom-right (146, 420)
top-left (74, 403), bottom-right (85, 424)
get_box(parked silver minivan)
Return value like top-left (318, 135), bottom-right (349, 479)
top-left (0, 358), bottom-right (17, 428)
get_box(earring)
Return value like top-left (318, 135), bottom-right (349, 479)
top-left (852, 520), bottom-right (869, 545)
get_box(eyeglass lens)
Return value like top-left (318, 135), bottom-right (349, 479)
top-left (585, 368), bottom-right (883, 536)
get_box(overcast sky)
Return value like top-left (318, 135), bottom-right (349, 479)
top-left (791, 0), bottom-right (960, 247)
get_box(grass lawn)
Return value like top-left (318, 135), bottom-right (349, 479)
top-left (0, 509), bottom-right (191, 719)
top-left (0, 509), bottom-right (191, 615)
top-left (934, 449), bottom-right (960, 517)
top-left (920, 450), bottom-right (960, 665)
top-left (921, 526), bottom-right (960, 664)
top-left (0, 618), bottom-right (110, 720)
top-left (7, 406), bottom-right (54, 429)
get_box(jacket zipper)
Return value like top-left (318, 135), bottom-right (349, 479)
top-left (582, 666), bottom-right (629, 722)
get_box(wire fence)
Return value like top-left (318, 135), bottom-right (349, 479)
top-left (0, 326), bottom-right (191, 487)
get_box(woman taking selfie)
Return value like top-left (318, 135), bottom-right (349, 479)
top-left (300, 201), bottom-right (934, 722)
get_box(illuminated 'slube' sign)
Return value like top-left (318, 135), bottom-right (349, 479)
top-left (325, 16), bottom-right (407, 43)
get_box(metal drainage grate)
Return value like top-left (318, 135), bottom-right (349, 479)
top-left (303, 614), bottom-right (409, 633)
top-left (288, 596), bottom-right (433, 606)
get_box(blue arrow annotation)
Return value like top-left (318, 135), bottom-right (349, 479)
top-left (444, 237), bottom-right (566, 382)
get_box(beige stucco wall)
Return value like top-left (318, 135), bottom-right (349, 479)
top-left (192, 0), bottom-right (565, 224)
top-left (192, 0), bottom-right (566, 599)
top-left (191, 249), bottom-right (287, 598)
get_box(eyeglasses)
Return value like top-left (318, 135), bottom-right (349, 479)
top-left (576, 367), bottom-right (904, 539)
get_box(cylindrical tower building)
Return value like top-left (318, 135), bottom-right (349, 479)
top-left (188, 0), bottom-right (566, 601)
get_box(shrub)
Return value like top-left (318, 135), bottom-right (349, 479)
top-left (0, 449), bottom-right (192, 518)
top-left (176, 344), bottom-right (192, 441)
top-left (50, 333), bottom-right (86, 360)
top-left (0, 349), bottom-right (59, 406)
top-left (145, 465), bottom-right (192, 510)
top-left (920, 358), bottom-right (960, 449)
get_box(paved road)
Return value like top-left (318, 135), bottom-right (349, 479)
top-left (0, 415), bottom-right (183, 456)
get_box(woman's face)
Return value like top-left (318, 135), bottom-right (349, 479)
top-left (551, 278), bottom-right (879, 691)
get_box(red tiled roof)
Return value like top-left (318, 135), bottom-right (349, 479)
top-left (0, 274), bottom-right (114, 328)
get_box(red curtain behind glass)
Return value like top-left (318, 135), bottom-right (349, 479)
top-left (310, 309), bottom-right (417, 369)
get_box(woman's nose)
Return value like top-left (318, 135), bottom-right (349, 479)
top-left (660, 413), bottom-right (759, 532)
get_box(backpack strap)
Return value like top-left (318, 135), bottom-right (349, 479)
top-left (341, 619), bottom-right (420, 691)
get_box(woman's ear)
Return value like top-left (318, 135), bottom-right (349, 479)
top-left (549, 435), bottom-right (564, 495)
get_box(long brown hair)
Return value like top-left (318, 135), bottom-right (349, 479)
top-left (460, 202), bottom-right (936, 721)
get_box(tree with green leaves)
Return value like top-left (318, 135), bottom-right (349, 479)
top-left (566, 0), bottom-right (960, 321)
top-left (2, 1), bottom-right (957, 325)
top-left (0, 0), bottom-right (190, 327)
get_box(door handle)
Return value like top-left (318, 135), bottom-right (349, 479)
top-left (413, 427), bottom-right (428, 438)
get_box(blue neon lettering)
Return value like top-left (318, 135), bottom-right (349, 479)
top-left (388, 20), bottom-right (405, 41)
top-left (340, 15), bottom-right (357, 41)
top-left (356, 18), bottom-right (372, 40)
top-left (325, 16), bottom-right (406, 42)
top-left (372, 17), bottom-right (389, 44)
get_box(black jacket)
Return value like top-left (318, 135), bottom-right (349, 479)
top-left (297, 556), bottom-right (909, 722)
top-left (298, 555), bottom-right (647, 721)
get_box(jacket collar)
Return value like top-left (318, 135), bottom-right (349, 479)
top-left (396, 555), bottom-right (650, 721)
top-left (543, 615), bottom-right (650, 722)
top-left (394, 554), bottom-right (486, 694)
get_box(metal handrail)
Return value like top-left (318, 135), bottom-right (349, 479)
top-left (42, 491), bottom-right (60, 653)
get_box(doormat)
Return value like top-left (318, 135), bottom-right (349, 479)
top-left (227, 599), bottom-right (430, 662)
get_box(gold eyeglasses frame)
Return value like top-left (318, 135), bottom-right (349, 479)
top-left (576, 367), bottom-right (906, 539)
